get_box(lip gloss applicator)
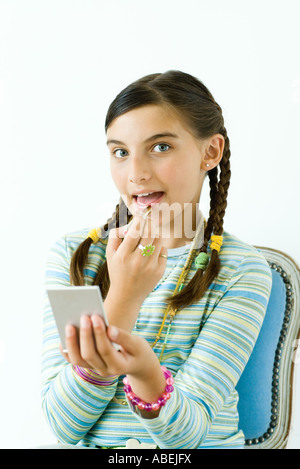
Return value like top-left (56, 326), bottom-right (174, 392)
top-left (123, 206), bottom-right (152, 236)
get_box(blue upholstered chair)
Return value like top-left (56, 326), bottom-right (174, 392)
top-left (236, 247), bottom-right (300, 449)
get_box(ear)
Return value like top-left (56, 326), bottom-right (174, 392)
top-left (201, 134), bottom-right (225, 171)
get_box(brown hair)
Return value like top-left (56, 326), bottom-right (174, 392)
top-left (70, 70), bottom-right (231, 310)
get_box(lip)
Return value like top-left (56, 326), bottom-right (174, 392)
top-left (131, 190), bottom-right (163, 196)
top-left (132, 191), bottom-right (165, 208)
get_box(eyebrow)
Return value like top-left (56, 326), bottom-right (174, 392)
top-left (106, 132), bottom-right (179, 146)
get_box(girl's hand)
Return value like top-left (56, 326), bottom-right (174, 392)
top-left (62, 315), bottom-right (166, 404)
top-left (104, 213), bottom-right (167, 331)
top-left (106, 213), bottom-right (167, 303)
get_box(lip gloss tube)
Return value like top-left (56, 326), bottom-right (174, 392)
top-left (123, 207), bottom-right (151, 235)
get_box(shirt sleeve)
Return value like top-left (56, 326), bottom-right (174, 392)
top-left (131, 250), bottom-right (273, 448)
top-left (41, 236), bottom-right (118, 445)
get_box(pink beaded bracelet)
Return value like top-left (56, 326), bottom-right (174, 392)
top-left (123, 366), bottom-right (174, 411)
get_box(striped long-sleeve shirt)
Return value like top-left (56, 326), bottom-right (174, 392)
top-left (41, 228), bottom-right (272, 449)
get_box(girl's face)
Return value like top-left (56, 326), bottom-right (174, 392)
top-left (106, 104), bottom-right (219, 245)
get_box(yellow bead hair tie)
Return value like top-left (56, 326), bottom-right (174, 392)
top-left (210, 235), bottom-right (223, 253)
top-left (87, 228), bottom-right (101, 244)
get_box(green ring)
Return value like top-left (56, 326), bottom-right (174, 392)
top-left (141, 244), bottom-right (155, 256)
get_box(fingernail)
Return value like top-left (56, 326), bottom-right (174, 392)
top-left (109, 326), bottom-right (118, 341)
top-left (66, 325), bottom-right (74, 338)
top-left (80, 316), bottom-right (90, 328)
top-left (91, 314), bottom-right (102, 328)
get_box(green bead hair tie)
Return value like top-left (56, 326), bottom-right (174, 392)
top-left (195, 252), bottom-right (209, 271)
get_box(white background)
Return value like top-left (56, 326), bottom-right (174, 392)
top-left (0, 0), bottom-right (299, 449)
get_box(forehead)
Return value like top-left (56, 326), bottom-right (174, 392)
top-left (106, 104), bottom-right (194, 142)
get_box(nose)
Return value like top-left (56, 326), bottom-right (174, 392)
top-left (128, 156), bottom-right (151, 184)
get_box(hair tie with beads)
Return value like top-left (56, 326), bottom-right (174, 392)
top-left (87, 228), bottom-right (101, 244)
top-left (210, 235), bottom-right (223, 253)
top-left (195, 252), bottom-right (209, 271)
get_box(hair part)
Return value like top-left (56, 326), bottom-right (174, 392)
top-left (70, 70), bottom-right (231, 311)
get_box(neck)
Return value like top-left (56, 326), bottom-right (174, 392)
top-left (156, 208), bottom-right (204, 250)
top-left (159, 233), bottom-right (193, 250)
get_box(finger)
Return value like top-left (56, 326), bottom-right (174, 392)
top-left (143, 238), bottom-right (167, 264)
top-left (91, 314), bottom-right (117, 358)
top-left (123, 208), bottom-right (151, 236)
top-left (158, 245), bottom-right (168, 263)
top-left (107, 324), bottom-right (143, 357)
top-left (141, 212), bottom-right (157, 239)
top-left (118, 214), bottom-right (146, 253)
top-left (121, 216), bottom-right (134, 237)
top-left (140, 209), bottom-right (162, 242)
top-left (65, 324), bottom-right (90, 368)
top-left (130, 213), bottom-right (156, 252)
top-left (79, 316), bottom-right (108, 371)
top-left (136, 228), bottom-right (164, 261)
top-left (91, 315), bottom-right (127, 373)
top-left (106, 227), bottom-right (124, 260)
top-left (59, 343), bottom-right (70, 362)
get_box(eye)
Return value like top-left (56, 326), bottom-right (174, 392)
top-left (112, 148), bottom-right (128, 159)
top-left (152, 143), bottom-right (171, 153)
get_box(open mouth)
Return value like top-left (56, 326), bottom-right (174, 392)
top-left (133, 191), bottom-right (164, 208)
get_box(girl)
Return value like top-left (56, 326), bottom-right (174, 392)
top-left (41, 70), bottom-right (272, 449)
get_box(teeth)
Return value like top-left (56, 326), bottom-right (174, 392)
top-left (136, 192), bottom-right (153, 197)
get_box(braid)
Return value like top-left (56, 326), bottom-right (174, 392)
top-left (213, 128), bottom-right (231, 236)
top-left (202, 166), bottom-right (219, 251)
top-left (106, 198), bottom-right (131, 231)
top-left (69, 237), bottom-right (93, 286)
top-left (168, 128), bottom-right (231, 311)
